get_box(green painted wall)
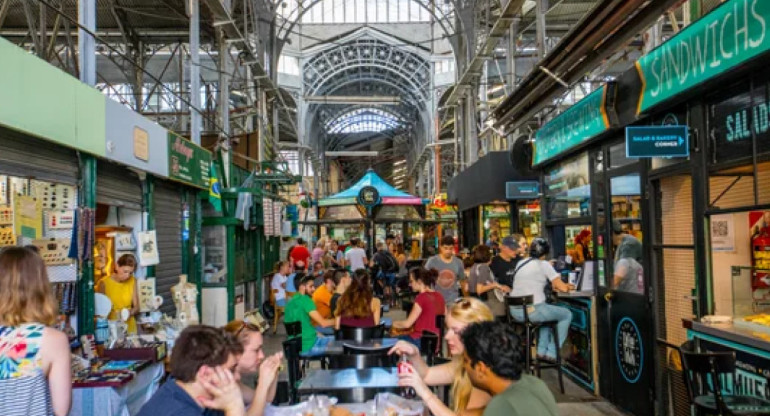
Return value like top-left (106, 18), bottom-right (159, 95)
top-left (0, 37), bottom-right (105, 156)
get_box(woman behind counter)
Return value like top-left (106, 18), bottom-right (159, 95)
top-left (97, 253), bottom-right (140, 334)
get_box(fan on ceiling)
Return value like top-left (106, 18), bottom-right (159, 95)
top-left (509, 134), bottom-right (535, 177)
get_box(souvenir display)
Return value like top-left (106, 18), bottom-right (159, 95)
top-left (31, 238), bottom-right (74, 266)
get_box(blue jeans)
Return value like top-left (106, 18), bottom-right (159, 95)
top-left (315, 326), bottom-right (335, 336)
top-left (509, 303), bottom-right (572, 359)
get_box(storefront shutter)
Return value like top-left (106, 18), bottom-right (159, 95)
top-left (0, 125), bottom-right (78, 184)
top-left (96, 161), bottom-right (143, 211)
top-left (154, 181), bottom-right (183, 315)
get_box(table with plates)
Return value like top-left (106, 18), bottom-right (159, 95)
top-left (298, 367), bottom-right (400, 403)
top-left (69, 361), bottom-right (165, 416)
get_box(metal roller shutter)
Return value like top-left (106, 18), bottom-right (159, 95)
top-left (97, 161), bottom-right (143, 211)
top-left (154, 181), bottom-right (183, 315)
top-left (0, 125), bottom-right (78, 184)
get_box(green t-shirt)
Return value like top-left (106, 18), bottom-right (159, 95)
top-left (482, 375), bottom-right (559, 416)
top-left (285, 294), bottom-right (317, 352)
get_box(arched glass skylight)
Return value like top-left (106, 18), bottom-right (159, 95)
top-left (278, 0), bottom-right (453, 24)
top-left (325, 108), bottom-right (404, 134)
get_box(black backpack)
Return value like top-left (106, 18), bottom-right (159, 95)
top-left (376, 250), bottom-right (400, 273)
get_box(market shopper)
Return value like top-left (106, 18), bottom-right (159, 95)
top-left (312, 238), bottom-right (327, 264)
top-left (612, 221), bottom-right (643, 294)
top-left (468, 245), bottom-right (508, 299)
top-left (312, 271), bottom-right (337, 319)
top-left (97, 253), bottom-right (140, 334)
top-left (270, 261), bottom-right (290, 307)
top-left (327, 240), bottom-right (344, 269)
top-left (0, 247), bottom-right (72, 416)
top-left (138, 325), bottom-right (246, 416)
top-left (425, 236), bottom-right (464, 307)
top-left (508, 238), bottom-right (574, 362)
top-left (390, 298), bottom-right (495, 416)
top-left (461, 321), bottom-right (559, 416)
top-left (284, 275), bottom-right (336, 353)
top-left (489, 235), bottom-right (525, 289)
top-left (335, 269), bottom-right (382, 328)
top-left (289, 238), bottom-right (311, 271)
top-left (371, 241), bottom-right (400, 300)
top-left (330, 269), bottom-right (352, 317)
top-left (223, 320), bottom-right (283, 416)
top-left (344, 238), bottom-right (368, 271)
top-left (392, 268), bottom-right (445, 347)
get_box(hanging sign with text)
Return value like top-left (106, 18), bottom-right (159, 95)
top-left (636, 0), bottom-right (770, 114)
top-left (626, 125), bottom-right (689, 158)
top-left (167, 132), bottom-right (212, 189)
top-left (533, 85), bottom-right (611, 166)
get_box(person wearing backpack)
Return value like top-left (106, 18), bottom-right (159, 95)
top-left (371, 241), bottom-right (400, 304)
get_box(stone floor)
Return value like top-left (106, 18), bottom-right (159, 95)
top-left (262, 308), bottom-right (628, 416)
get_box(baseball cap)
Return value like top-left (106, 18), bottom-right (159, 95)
top-left (501, 236), bottom-right (519, 251)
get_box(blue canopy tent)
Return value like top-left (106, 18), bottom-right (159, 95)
top-left (318, 169), bottom-right (423, 207)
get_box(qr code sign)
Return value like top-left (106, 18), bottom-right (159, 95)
top-left (712, 220), bottom-right (729, 237)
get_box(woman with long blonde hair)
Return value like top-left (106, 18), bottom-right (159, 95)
top-left (389, 297), bottom-right (494, 416)
top-left (0, 247), bottom-right (72, 416)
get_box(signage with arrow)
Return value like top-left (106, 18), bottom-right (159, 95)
top-left (625, 125), bottom-right (689, 158)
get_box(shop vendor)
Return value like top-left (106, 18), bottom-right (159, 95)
top-left (97, 253), bottom-right (140, 334)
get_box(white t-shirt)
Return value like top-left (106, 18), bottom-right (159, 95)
top-left (509, 259), bottom-right (560, 305)
top-left (345, 248), bottom-right (368, 271)
top-left (271, 273), bottom-right (288, 300)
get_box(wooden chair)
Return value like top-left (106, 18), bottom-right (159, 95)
top-left (270, 288), bottom-right (284, 335)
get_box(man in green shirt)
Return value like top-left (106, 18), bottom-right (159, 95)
top-left (461, 321), bottom-right (559, 416)
top-left (284, 275), bottom-right (335, 352)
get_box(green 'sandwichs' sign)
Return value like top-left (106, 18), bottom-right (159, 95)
top-left (533, 85), bottom-right (610, 166)
top-left (167, 132), bottom-right (212, 189)
top-left (636, 0), bottom-right (770, 114)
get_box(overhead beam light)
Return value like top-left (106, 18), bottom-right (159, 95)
top-left (325, 151), bottom-right (379, 157)
top-left (393, 160), bottom-right (406, 166)
top-left (304, 96), bottom-right (401, 105)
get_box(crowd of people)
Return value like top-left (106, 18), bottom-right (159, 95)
top-left (0, 229), bottom-right (576, 416)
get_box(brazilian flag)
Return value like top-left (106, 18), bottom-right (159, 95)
top-left (209, 162), bottom-right (222, 212)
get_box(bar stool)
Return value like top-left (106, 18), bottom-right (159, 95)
top-left (505, 295), bottom-right (564, 393)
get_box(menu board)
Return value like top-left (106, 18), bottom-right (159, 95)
top-left (167, 132), bottom-right (212, 189)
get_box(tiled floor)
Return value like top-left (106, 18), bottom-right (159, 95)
top-left (262, 308), bottom-right (628, 416)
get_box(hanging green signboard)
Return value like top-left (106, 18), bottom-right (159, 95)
top-left (533, 85), bottom-right (611, 166)
top-left (636, 0), bottom-right (770, 114)
top-left (167, 132), bottom-right (212, 189)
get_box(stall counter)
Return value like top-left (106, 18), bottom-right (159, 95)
top-left (556, 291), bottom-right (598, 394)
top-left (684, 319), bottom-right (770, 400)
top-left (69, 361), bottom-right (165, 416)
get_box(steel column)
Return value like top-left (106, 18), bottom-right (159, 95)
top-left (77, 155), bottom-right (97, 335)
top-left (190, 0), bottom-right (201, 145)
top-left (535, 0), bottom-right (547, 60)
top-left (78, 0), bottom-right (95, 86)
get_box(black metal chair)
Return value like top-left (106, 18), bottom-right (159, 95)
top-left (505, 295), bottom-right (564, 394)
top-left (681, 342), bottom-right (770, 415)
top-left (285, 321), bottom-right (302, 338)
top-left (420, 331), bottom-right (439, 366)
top-left (435, 314), bottom-right (446, 357)
top-left (343, 343), bottom-right (392, 356)
top-left (281, 337), bottom-right (303, 404)
top-left (336, 324), bottom-right (385, 342)
top-left (328, 353), bottom-right (396, 369)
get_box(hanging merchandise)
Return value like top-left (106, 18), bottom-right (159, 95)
top-left (236, 172), bottom-right (255, 230)
top-left (137, 230), bottom-right (160, 266)
top-left (273, 201), bottom-right (282, 236)
top-left (68, 208), bottom-right (94, 263)
top-left (14, 194), bottom-right (42, 239)
top-left (46, 210), bottom-right (75, 230)
top-left (31, 238), bottom-right (74, 266)
top-left (0, 175), bottom-right (6, 205)
top-left (263, 198), bottom-right (274, 236)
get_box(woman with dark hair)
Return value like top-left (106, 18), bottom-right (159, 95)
top-left (392, 268), bottom-right (445, 346)
top-left (573, 228), bottom-right (592, 266)
top-left (509, 238), bottom-right (574, 362)
top-left (468, 245), bottom-right (507, 300)
top-left (335, 269), bottom-right (381, 328)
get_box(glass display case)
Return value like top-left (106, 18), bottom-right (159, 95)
top-left (731, 265), bottom-right (770, 332)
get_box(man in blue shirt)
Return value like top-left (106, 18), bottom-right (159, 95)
top-left (138, 325), bottom-right (246, 416)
